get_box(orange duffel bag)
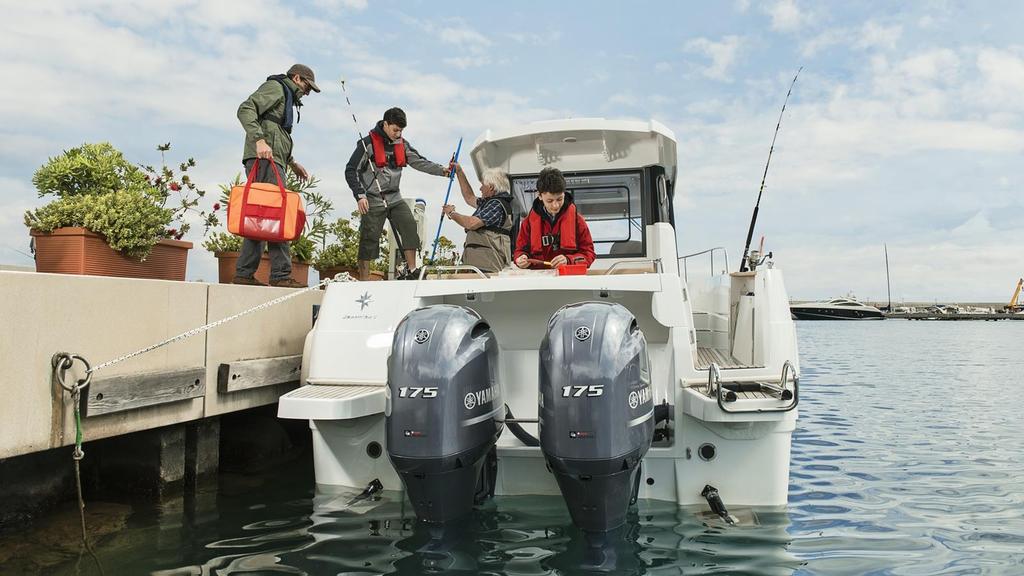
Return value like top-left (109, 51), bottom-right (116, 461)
top-left (227, 160), bottom-right (306, 242)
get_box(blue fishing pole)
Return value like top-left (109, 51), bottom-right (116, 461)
top-left (429, 137), bottom-right (463, 262)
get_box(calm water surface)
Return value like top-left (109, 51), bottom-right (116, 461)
top-left (49, 321), bottom-right (1024, 574)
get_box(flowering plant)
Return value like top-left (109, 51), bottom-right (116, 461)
top-left (141, 143), bottom-right (218, 240)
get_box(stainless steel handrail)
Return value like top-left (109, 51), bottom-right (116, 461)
top-left (417, 265), bottom-right (488, 280)
top-left (603, 258), bottom-right (663, 275)
top-left (678, 247), bottom-right (730, 282)
top-left (706, 362), bottom-right (721, 396)
top-left (715, 359), bottom-right (799, 414)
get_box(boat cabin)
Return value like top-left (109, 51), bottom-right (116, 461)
top-left (469, 118), bottom-right (678, 271)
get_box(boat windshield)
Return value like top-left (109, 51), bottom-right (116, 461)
top-left (511, 171), bottom-right (644, 258)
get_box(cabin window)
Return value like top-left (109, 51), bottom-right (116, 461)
top-left (511, 171), bottom-right (644, 258)
top-left (657, 174), bottom-right (671, 223)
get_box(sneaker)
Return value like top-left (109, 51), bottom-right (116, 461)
top-left (398, 267), bottom-right (422, 281)
top-left (232, 275), bottom-right (267, 286)
top-left (269, 278), bottom-right (306, 288)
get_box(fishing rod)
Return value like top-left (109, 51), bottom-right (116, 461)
top-left (738, 67), bottom-right (802, 273)
top-left (340, 78), bottom-right (387, 200)
top-left (429, 137), bottom-right (463, 263)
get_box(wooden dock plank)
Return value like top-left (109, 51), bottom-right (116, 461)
top-left (84, 367), bottom-right (205, 417)
top-left (217, 354), bottom-right (302, 393)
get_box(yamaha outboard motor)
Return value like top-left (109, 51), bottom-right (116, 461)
top-left (539, 302), bottom-right (654, 534)
top-left (387, 305), bottom-right (503, 524)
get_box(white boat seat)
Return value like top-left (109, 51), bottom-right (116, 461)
top-left (277, 384), bottom-right (385, 421)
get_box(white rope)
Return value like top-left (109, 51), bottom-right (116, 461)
top-left (86, 274), bottom-right (354, 374)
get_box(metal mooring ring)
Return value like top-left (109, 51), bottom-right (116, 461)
top-left (53, 353), bottom-right (92, 393)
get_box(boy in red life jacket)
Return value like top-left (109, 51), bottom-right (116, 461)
top-left (513, 167), bottom-right (595, 270)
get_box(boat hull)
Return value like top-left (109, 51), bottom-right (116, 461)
top-left (790, 307), bottom-right (883, 320)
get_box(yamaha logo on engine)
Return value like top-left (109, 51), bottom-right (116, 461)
top-left (574, 326), bottom-right (591, 341)
top-left (629, 385), bottom-right (651, 409)
top-left (464, 385), bottom-right (498, 410)
top-left (414, 329), bottom-right (430, 344)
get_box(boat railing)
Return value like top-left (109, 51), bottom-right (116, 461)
top-left (417, 260), bottom-right (664, 280)
top-left (418, 265), bottom-right (489, 280)
top-left (706, 360), bottom-right (799, 413)
top-left (602, 258), bottom-right (663, 275)
top-left (678, 247), bottom-right (730, 282)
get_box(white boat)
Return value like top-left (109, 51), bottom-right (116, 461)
top-left (279, 118), bottom-right (800, 527)
top-left (790, 296), bottom-right (884, 320)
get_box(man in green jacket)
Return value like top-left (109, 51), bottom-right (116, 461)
top-left (233, 63), bottom-right (320, 288)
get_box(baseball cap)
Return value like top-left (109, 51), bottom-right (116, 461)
top-left (286, 63), bottom-right (321, 93)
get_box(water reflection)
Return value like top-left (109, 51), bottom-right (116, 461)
top-left (140, 488), bottom-right (799, 576)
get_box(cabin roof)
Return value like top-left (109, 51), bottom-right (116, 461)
top-left (470, 118), bottom-right (677, 181)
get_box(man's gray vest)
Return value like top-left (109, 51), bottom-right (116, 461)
top-left (463, 196), bottom-right (512, 273)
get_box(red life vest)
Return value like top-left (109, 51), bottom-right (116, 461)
top-left (528, 204), bottom-right (578, 253)
top-left (369, 130), bottom-right (406, 168)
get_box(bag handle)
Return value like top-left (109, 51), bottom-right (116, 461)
top-left (242, 158), bottom-right (289, 200)
top-left (240, 159), bottom-right (291, 241)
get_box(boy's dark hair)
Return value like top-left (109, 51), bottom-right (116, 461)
top-left (383, 107), bottom-right (407, 128)
top-left (536, 167), bottom-right (566, 195)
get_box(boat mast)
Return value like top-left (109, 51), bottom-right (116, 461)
top-left (884, 243), bottom-right (891, 312)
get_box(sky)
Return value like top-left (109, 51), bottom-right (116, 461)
top-left (2, 0), bottom-right (1022, 303)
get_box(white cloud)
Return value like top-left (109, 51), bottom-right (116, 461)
top-left (444, 55), bottom-right (492, 70)
top-left (684, 36), bottom-right (743, 81)
top-left (313, 0), bottom-right (368, 9)
top-left (438, 26), bottom-right (492, 48)
top-left (765, 0), bottom-right (810, 32)
top-left (975, 48), bottom-right (1024, 112)
top-left (950, 211), bottom-right (993, 238)
top-left (801, 20), bottom-right (901, 57)
top-left (855, 21), bottom-right (902, 51)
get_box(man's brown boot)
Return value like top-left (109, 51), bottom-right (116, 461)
top-left (269, 278), bottom-right (306, 288)
top-left (232, 275), bottom-right (267, 286)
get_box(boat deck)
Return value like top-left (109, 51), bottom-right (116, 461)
top-left (694, 347), bottom-right (762, 370)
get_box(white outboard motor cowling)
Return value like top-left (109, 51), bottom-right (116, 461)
top-left (386, 305), bottom-right (503, 524)
top-left (539, 302), bottom-right (654, 533)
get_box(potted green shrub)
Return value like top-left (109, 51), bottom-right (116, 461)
top-left (24, 142), bottom-right (215, 281)
top-left (205, 172), bottom-right (326, 285)
top-left (312, 212), bottom-right (389, 281)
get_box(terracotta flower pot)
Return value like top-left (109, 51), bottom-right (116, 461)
top-left (30, 227), bottom-right (191, 281)
top-left (214, 251), bottom-right (309, 286)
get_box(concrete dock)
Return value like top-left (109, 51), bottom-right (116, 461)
top-left (0, 270), bottom-right (322, 528)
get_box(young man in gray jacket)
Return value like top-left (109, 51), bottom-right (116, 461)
top-left (344, 107), bottom-right (450, 280)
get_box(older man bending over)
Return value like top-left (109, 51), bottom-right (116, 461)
top-left (442, 164), bottom-right (514, 273)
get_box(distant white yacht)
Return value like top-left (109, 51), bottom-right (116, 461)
top-left (790, 296), bottom-right (884, 320)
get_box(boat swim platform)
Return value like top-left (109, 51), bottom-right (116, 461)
top-left (0, 270), bottom-right (322, 461)
top-left (694, 346), bottom-right (762, 370)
